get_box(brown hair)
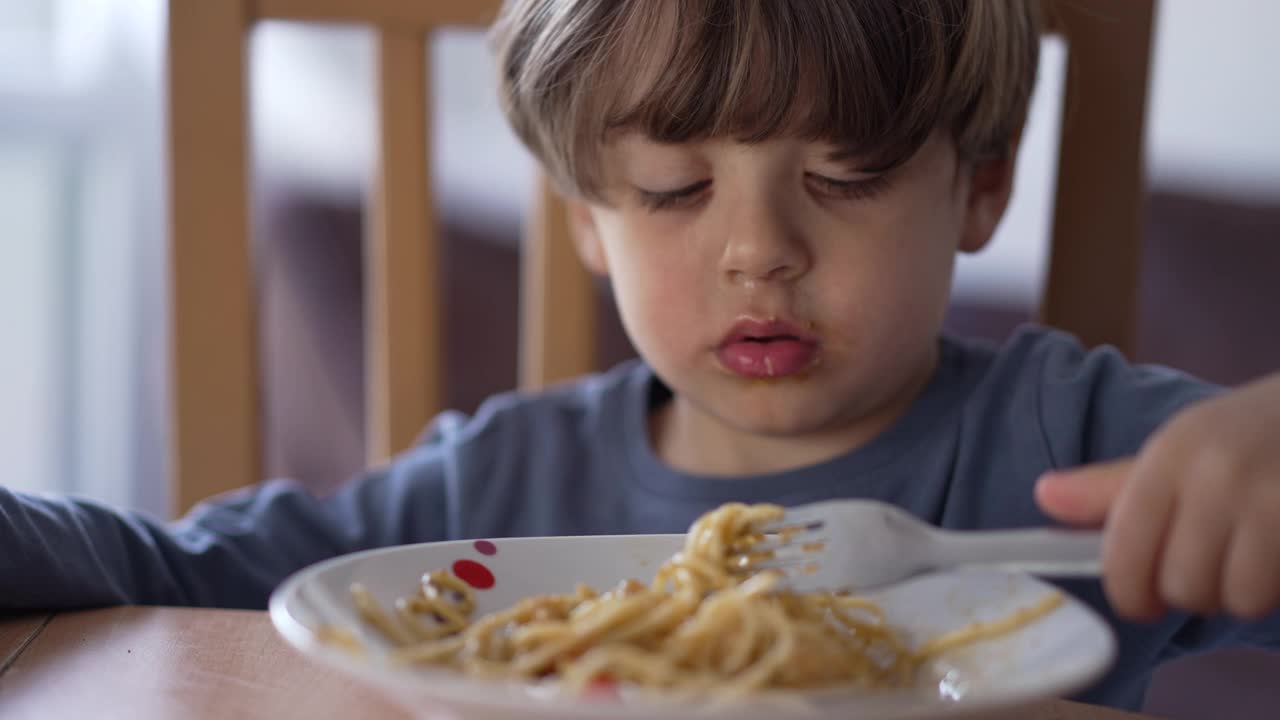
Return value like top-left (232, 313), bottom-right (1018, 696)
top-left (491, 0), bottom-right (1041, 200)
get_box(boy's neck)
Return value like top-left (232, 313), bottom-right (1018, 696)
top-left (648, 345), bottom-right (940, 477)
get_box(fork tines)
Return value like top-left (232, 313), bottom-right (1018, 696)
top-left (732, 512), bottom-right (829, 573)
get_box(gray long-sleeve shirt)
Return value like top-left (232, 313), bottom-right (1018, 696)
top-left (2, 325), bottom-right (1276, 709)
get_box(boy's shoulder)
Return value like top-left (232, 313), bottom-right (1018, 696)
top-left (947, 323), bottom-right (1212, 392)
top-left (399, 359), bottom-right (651, 538)
top-left (949, 323), bottom-right (1220, 466)
top-left (947, 322), bottom-right (1126, 372)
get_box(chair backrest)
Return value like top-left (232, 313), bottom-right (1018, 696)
top-left (166, 0), bottom-right (1155, 516)
top-left (1039, 0), bottom-right (1154, 359)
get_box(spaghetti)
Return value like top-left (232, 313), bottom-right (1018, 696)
top-left (337, 503), bottom-right (1062, 698)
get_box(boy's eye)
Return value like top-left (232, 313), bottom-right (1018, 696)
top-left (636, 180), bottom-right (711, 211)
top-left (806, 173), bottom-right (891, 202)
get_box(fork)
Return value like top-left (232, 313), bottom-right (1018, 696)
top-left (749, 499), bottom-right (1102, 592)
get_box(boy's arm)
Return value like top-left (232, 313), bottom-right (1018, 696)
top-left (0, 445), bottom-right (451, 611)
top-left (1030, 334), bottom-right (1280, 643)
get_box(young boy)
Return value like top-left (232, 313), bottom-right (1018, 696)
top-left (3, 0), bottom-right (1279, 711)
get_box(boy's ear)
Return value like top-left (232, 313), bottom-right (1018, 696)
top-left (959, 138), bottom-right (1020, 254)
top-left (567, 200), bottom-right (609, 275)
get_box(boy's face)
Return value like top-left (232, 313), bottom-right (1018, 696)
top-left (572, 131), bottom-right (1014, 471)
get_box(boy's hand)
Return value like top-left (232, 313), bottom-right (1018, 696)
top-left (1035, 372), bottom-right (1280, 621)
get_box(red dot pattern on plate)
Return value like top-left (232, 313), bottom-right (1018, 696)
top-left (452, 559), bottom-right (495, 590)
top-left (473, 540), bottom-right (497, 556)
top-left (585, 675), bottom-right (619, 701)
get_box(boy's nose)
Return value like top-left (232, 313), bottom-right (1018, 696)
top-left (719, 216), bottom-right (810, 286)
top-left (725, 262), bottom-right (801, 286)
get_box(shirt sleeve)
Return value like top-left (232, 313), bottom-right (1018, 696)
top-left (1033, 333), bottom-right (1222, 467)
top-left (1163, 610), bottom-right (1280, 659)
top-left (1026, 330), bottom-right (1280, 699)
top-left (0, 442), bottom-right (452, 611)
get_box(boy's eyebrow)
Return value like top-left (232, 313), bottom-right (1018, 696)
top-left (824, 144), bottom-right (878, 168)
top-left (822, 144), bottom-right (900, 174)
top-left (823, 144), bottom-right (862, 163)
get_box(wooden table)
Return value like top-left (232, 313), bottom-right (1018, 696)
top-left (0, 607), bottom-right (1159, 720)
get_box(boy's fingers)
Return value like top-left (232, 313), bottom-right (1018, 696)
top-left (1100, 457), bottom-right (1177, 621)
top-left (1034, 458), bottom-right (1134, 527)
top-left (1222, 509), bottom-right (1280, 619)
top-left (1157, 482), bottom-right (1232, 614)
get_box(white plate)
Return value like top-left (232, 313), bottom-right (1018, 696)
top-left (270, 534), bottom-right (1115, 720)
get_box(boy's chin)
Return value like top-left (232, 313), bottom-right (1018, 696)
top-left (711, 398), bottom-right (853, 439)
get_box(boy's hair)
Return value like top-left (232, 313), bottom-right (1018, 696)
top-left (491, 0), bottom-right (1042, 200)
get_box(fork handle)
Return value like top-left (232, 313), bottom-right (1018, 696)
top-left (931, 528), bottom-right (1103, 577)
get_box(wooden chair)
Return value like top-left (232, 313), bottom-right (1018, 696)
top-left (166, 0), bottom-right (1155, 516)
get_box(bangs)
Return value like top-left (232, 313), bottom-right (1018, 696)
top-left (603, 0), bottom-right (960, 172)
top-left (493, 0), bottom-right (1040, 199)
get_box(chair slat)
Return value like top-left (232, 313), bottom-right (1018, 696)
top-left (168, 0), bottom-right (258, 516)
top-left (1040, 0), bottom-right (1156, 356)
top-left (519, 177), bottom-right (598, 390)
top-left (252, 0), bottom-right (502, 29)
top-left (367, 26), bottom-right (440, 464)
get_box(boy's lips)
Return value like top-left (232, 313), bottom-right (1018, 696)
top-left (715, 318), bottom-right (820, 379)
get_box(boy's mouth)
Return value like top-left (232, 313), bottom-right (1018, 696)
top-left (715, 318), bottom-right (819, 379)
